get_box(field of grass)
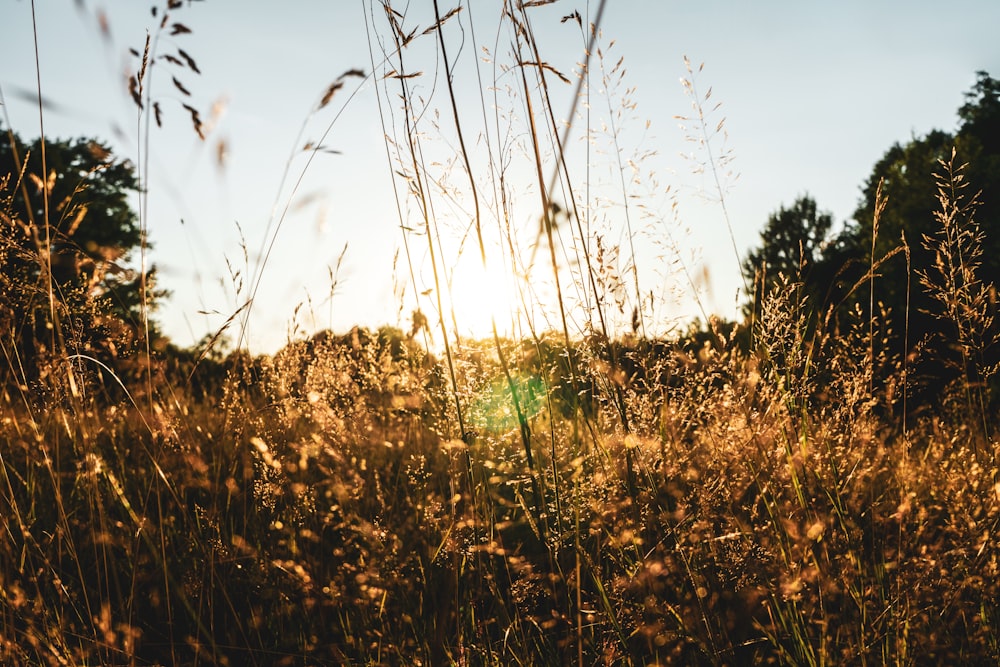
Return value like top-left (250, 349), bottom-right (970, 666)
top-left (3, 2), bottom-right (1000, 665)
top-left (2, 285), bottom-right (998, 665)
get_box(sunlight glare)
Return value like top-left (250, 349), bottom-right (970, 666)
top-left (446, 250), bottom-right (521, 341)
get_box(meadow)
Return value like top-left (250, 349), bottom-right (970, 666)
top-left (2, 2), bottom-right (999, 665)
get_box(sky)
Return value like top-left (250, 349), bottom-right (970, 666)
top-left (2, 0), bottom-right (999, 353)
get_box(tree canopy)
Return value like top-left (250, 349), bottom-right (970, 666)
top-left (742, 195), bottom-right (860, 321)
top-left (744, 71), bottom-right (1000, 412)
top-left (849, 73), bottom-right (999, 388)
top-left (1, 127), bottom-right (160, 389)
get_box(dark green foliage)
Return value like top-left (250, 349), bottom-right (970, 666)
top-left (744, 73), bottom-right (1000, 418)
top-left (959, 71), bottom-right (1000, 157)
top-left (0, 127), bottom-right (162, 393)
top-left (851, 73), bottom-right (1000, 305)
top-left (743, 196), bottom-right (834, 306)
top-left (847, 73), bottom-right (1000, 413)
top-left (1, 130), bottom-right (141, 256)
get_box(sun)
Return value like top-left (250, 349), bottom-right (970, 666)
top-left (444, 248), bottom-right (522, 341)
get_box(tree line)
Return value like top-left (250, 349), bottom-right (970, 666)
top-left (2, 72), bottom-right (997, 417)
top-left (743, 71), bottom-right (999, 420)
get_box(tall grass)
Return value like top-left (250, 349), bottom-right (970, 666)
top-left (2, 1), bottom-right (999, 665)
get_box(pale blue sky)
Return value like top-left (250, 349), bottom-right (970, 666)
top-left (3, 1), bottom-right (998, 352)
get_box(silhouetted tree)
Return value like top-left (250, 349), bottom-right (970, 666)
top-left (744, 73), bottom-right (1000, 417)
top-left (1, 126), bottom-right (163, 390)
top-left (847, 73), bottom-right (1000, 407)
top-left (744, 196), bottom-right (833, 313)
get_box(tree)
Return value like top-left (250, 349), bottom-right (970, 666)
top-left (848, 74), bottom-right (1000, 404)
top-left (959, 71), bottom-right (1000, 156)
top-left (742, 72), bottom-right (1000, 422)
top-left (1, 126), bottom-right (161, 390)
top-left (743, 195), bottom-right (861, 327)
top-left (958, 72), bottom-right (1000, 259)
top-left (851, 128), bottom-right (956, 325)
top-left (739, 73), bottom-right (1000, 416)
top-left (744, 196), bottom-right (832, 284)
